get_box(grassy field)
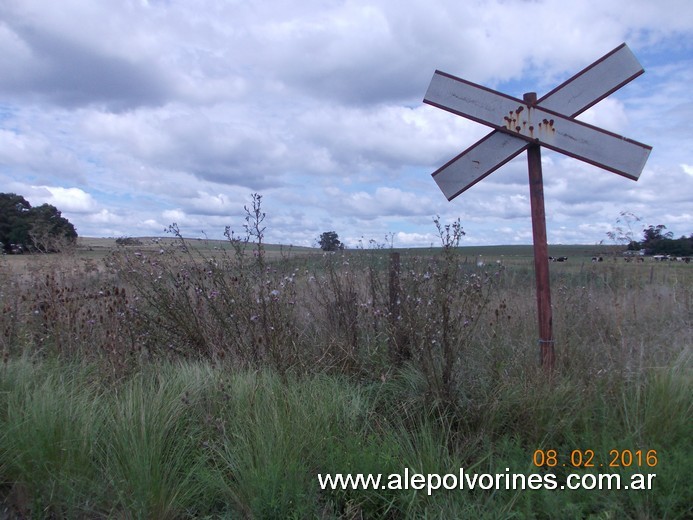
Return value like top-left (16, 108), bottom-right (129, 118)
top-left (73, 236), bottom-right (612, 257)
top-left (0, 236), bottom-right (690, 518)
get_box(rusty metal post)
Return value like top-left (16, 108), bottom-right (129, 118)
top-left (524, 92), bottom-right (555, 370)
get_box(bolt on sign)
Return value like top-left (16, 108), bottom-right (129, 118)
top-left (423, 43), bottom-right (651, 368)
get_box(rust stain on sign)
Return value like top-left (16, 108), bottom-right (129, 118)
top-left (502, 105), bottom-right (556, 143)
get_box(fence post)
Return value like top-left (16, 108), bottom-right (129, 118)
top-left (388, 252), bottom-right (405, 364)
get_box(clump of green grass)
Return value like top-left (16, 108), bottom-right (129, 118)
top-left (0, 354), bottom-right (690, 518)
top-left (203, 370), bottom-right (386, 518)
top-left (0, 358), bottom-right (105, 517)
top-left (99, 362), bottom-right (212, 518)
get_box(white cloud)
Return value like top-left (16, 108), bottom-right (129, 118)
top-left (0, 0), bottom-right (691, 246)
top-left (395, 231), bottom-right (437, 247)
top-left (3, 183), bottom-right (99, 215)
top-left (26, 186), bottom-right (98, 213)
top-left (162, 209), bottom-right (187, 222)
top-left (87, 209), bottom-right (119, 224)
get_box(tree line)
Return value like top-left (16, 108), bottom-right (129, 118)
top-left (0, 193), bottom-right (77, 253)
top-left (627, 224), bottom-right (693, 256)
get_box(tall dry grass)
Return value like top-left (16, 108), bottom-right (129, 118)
top-left (0, 200), bottom-right (690, 517)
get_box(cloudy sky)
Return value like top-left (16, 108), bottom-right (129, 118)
top-left (1, 0), bottom-right (691, 248)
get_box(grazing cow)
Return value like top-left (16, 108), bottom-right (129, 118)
top-left (556, 256), bottom-right (568, 262)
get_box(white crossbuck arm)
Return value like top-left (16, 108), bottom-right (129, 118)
top-left (424, 43), bottom-right (652, 200)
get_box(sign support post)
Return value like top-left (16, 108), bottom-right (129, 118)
top-left (524, 92), bottom-right (554, 369)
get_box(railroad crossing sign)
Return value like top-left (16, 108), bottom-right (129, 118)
top-left (425, 43), bottom-right (652, 200)
top-left (423, 43), bottom-right (652, 368)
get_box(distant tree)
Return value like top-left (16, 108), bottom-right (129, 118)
top-left (0, 193), bottom-right (77, 253)
top-left (28, 203), bottom-right (78, 252)
top-left (643, 224), bottom-right (673, 243)
top-left (0, 193), bottom-right (32, 253)
top-left (604, 215), bottom-right (692, 256)
top-left (664, 236), bottom-right (693, 256)
top-left (115, 236), bottom-right (143, 246)
top-left (641, 224), bottom-right (671, 255)
top-left (318, 231), bottom-right (343, 252)
top-left (635, 224), bottom-right (692, 256)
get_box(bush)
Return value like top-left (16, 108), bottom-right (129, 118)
top-left (115, 236), bottom-right (143, 246)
